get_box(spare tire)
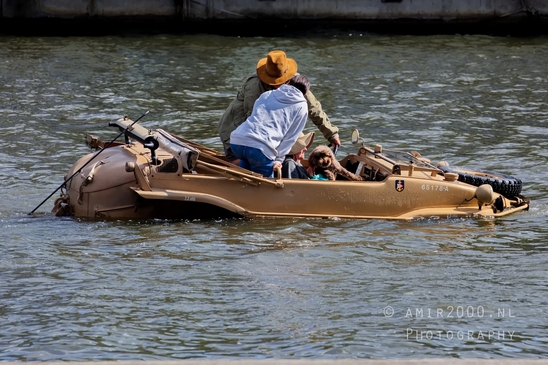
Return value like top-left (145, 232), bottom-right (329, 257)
top-left (437, 165), bottom-right (522, 198)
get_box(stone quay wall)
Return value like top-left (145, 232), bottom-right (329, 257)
top-left (1, 0), bottom-right (547, 34)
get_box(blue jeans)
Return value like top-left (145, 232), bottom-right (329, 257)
top-left (230, 144), bottom-right (274, 178)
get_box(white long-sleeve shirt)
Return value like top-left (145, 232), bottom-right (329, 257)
top-left (230, 84), bottom-right (308, 163)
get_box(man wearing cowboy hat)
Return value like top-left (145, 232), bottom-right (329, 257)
top-left (281, 132), bottom-right (315, 179)
top-left (218, 50), bottom-right (340, 164)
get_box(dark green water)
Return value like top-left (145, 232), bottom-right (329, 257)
top-left (1, 32), bottom-right (547, 360)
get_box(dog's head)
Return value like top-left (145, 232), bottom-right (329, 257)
top-left (308, 146), bottom-right (334, 169)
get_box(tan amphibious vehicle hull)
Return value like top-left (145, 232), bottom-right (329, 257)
top-left (52, 117), bottom-right (530, 220)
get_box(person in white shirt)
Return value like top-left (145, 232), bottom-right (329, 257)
top-left (230, 75), bottom-right (310, 177)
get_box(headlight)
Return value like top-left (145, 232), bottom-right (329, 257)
top-left (475, 184), bottom-right (494, 209)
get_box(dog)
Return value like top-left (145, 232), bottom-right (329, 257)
top-left (308, 145), bottom-right (363, 181)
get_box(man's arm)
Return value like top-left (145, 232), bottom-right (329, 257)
top-left (305, 90), bottom-right (340, 146)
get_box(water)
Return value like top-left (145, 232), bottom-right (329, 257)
top-left (1, 31), bottom-right (548, 360)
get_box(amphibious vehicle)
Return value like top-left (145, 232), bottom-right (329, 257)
top-left (51, 116), bottom-right (530, 220)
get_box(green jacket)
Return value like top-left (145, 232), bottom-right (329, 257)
top-left (218, 73), bottom-right (339, 152)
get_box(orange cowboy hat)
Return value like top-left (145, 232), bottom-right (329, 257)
top-left (257, 50), bottom-right (298, 86)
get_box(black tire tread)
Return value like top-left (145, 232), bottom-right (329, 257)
top-left (438, 165), bottom-right (522, 198)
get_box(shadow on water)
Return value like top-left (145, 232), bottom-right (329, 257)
top-left (2, 17), bottom-right (548, 37)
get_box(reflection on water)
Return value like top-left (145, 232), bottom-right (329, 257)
top-left (1, 32), bottom-right (548, 360)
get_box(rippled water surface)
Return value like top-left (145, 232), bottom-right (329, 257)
top-left (1, 32), bottom-right (548, 361)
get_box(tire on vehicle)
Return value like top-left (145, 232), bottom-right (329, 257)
top-left (437, 165), bottom-right (522, 198)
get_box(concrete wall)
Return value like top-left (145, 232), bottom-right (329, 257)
top-left (1, 0), bottom-right (546, 20)
top-left (185, 0), bottom-right (546, 21)
top-left (1, 0), bottom-right (176, 18)
top-left (0, 0), bottom-right (546, 35)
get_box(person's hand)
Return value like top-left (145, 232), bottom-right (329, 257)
top-left (330, 138), bottom-right (341, 156)
top-left (272, 161), bottom-right (282, 178)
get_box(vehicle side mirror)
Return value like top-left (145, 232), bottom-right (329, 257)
top-left (351, 129), bottom-right (363, 145)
